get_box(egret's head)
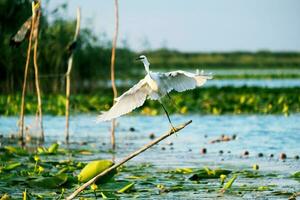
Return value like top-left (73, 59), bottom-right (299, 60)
top-left (136, 55), bottom-right (150, 72)
top-left (136, 55), bottom-right (150, 65)
top-left (136, 55), bottom-right (147, 61)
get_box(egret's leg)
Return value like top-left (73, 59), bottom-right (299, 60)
top-left (160, 102), bottom-right (176, 133)
top-left (166, 93), bottom-right (181, 112)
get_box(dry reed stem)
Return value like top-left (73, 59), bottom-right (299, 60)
top-left (66, 120), bottom-right (192, 200)
top-left (32, 6), bottom-right (44, 142)
top-left (18, 5), bottom-right (36, 141)
top-left (65, 8), bottom-right (81, 143)
top-left (109, 0), bottom-right (119, 150)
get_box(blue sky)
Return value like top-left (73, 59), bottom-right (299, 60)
top-left (44, 0), bottom-right (300, 52)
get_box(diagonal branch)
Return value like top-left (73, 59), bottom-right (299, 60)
top-left (66, 120), bottom-right (192, 200)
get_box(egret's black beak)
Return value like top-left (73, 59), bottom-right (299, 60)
top-left (136, 57), bottom-right (143, 61)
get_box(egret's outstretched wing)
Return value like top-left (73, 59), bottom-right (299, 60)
top-left (97, 78), bottom-right (151, 122)
top-left (159, 70), bottom-right (212, 93)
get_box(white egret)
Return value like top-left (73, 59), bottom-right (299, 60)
top-left (97, 55), bottom-right (212, 130)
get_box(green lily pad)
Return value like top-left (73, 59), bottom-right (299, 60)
top-left (117, 182), bottom-right (135, 193)
top-left (2, 162), bottom-right (22, 171)
top-left (257, 186), bottom-right (273, 191)
top-left (175, 168), bottom-right (193, 174)
top-left (189, 168), bottom-right (231, 180)
top-left (77, 160), bottom-right (114, 183)
top-left (223, 174), bottom-right (238, 190)
top-left (238, 170), bottom-right (263, 178)
top-left (4, 146), bottom-right (27, 156)
top-left (48, 143), bottom-right (59, 154)
top-left (29, 173), bottom-right (68, 189)
top-left (291, 171), bottom-right (300, 179)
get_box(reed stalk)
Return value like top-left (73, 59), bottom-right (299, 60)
top-left (18, 3), bottom-right (36, 142)
top-left (65, 8), bottom-right (81, 143)
top-left (32, 3), bottom-right (44, 142)
top-left (109, 0), bottom-right (119, 150)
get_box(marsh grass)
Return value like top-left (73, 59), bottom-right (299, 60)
top-left (1, 87), bottom-right (299, 116)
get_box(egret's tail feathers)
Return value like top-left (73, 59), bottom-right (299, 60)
top-left (196, 69), bottom-right (213, 79)
top-left (194, 70), bottom-right (213, 87)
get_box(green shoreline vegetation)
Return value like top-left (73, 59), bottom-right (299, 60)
top-left (1, 87), bottom-right (299, 116)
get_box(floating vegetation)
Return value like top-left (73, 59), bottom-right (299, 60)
top-left (77, 160), bottom-right (115, 183)
top-left (220, 174), bottom-right (238, 193)
top-left (189, 167), bottom-right (232, 180)
top-left (1, 87), bottom-right (299, 116)
top-left (0, 143), bottom-right (299, 199)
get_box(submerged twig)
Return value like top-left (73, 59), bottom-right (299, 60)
top-left (66, 120), bottom-right (192, 200)
top-left (110, 0), bottom-right (119, 150)
top-left (65, 8), bottom-right (81, 143)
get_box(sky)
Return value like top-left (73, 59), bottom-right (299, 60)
top-left (44, 0), bottom-right (300, 52)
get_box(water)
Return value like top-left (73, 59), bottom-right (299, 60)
top-left (98, 78), bottom-right (300, 88)
top-left (153, 68), bottom-right (300, 76)
top-left (96, 68), bottom-right (300, 88)
top-left (1, 115), bottom-right (299, 169)
top-left (208, 69), bottom-right (300, 76)
top-left (206, 79), bottom-right (300, 88)
top-left (1, 114), bottom-right (299, 199)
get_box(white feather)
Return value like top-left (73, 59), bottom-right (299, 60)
top-left (97, 78), bottom-right (151, 122)
top-left (153, 70), bottom-right (212, 94)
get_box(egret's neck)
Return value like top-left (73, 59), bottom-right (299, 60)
top-left (142, 59), bottom-right (150, 74)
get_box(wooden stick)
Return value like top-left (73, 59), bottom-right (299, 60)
top-left (65, 8), bottom-right (81, 143)
top-left (18, 3), bottom-right (36, 142)
top-left (65, 120), bottom-right (192, 200)
top-left (288, 192), bottom-right (300, 200)
top-left (32, 3), bottom-right (44, 142)
top-left (109, 0), bottom-right (119, 150)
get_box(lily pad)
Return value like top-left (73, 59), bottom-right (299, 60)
top-left (117, 182), bottom-right (135, 193)
top-left (2, 162), bottom-right (22, 171)
top-left (78, 160), bottom-right (114, 183)
top-left (48, 143), bottom-right (59, 154)
top-left (222, 174), bottom-right (238, 191)
top-left (189, 168), bottom-right (231, 180)
top-left (291, 171), bottom-right (300, 179)
top-left (4, 146), bottom-right (27, 156)
top-left (29, 173), bottom-right (68, 189)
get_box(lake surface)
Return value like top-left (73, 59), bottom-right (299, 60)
top-left (89, 68), bottom-right (300, 89)
top-left (205, 79), bottom-right (300, 88)
top-left (208, 69), bottom-right (300, 75)
top-left (99, 78), bottom-right (300, 89)
top-left (0, 114), bottom-right (299, 199)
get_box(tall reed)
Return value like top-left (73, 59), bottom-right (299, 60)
top-left (65, 8), bottom-right (81, 143)
top-left (109, 0), bottom-right (119, 149)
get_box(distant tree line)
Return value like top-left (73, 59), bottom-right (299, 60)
top-left (1, 0), bottom-right (300, 94)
